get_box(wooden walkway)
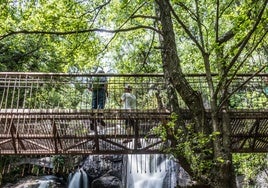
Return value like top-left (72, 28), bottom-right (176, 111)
top-left (0, 109), bottom-right (267, 155)
top-left (0, 72), bottom-right (267, 155)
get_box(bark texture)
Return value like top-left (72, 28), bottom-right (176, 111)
top-left (156, 0), bottom-right (237, 187)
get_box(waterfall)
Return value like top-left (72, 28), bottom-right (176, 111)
top-left (66, 154), bottom-right (189, 188)
top-left (126, 154), bottom-right (178, 188)
top-left (68, 169), bottom-right (89, 188)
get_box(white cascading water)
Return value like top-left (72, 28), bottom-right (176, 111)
top-left (68, 169), bottom-right (89, 188)
top-left (126, 154), bottom-right (178, 188)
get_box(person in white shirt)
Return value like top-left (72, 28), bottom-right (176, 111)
top-left (121, 85), bottom-right (136, 109)
top-left (120, 85), bottom-right (141, 148)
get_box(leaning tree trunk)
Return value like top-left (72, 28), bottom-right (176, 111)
top-left (155, 0), bottom-right (207, 134)
top-left (155, 0), bottom-right (237, 187)
top-left (156, 0), bottom-right (207, 185)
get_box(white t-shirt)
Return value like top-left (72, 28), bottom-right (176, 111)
top-left (121, 93), bottom-right (136, 109)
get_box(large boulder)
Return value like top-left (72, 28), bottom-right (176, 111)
top-left (91, 174), bottom-right (122, 188)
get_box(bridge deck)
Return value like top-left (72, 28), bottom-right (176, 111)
top-left (0, 72), bottom-right (267, 155)
top-left (0, 109), bottom-right (170, 155)
top-left (0, 109), bottom-right (267, 155)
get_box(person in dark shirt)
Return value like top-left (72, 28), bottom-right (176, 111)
top-left (89, 70), bottom-right (108, 130)
top-left (89, 70), bottom-right (108, 109)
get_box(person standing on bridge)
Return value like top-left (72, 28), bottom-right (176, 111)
top-left (120, 85), bottom-right (141, 148)
top-left (89, 70), bottom-right (108, 129)
top-left (89, 70), bottom-right (108, 109)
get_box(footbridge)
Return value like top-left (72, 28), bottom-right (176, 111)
top-left (0, 72), bottom-right (267, 155)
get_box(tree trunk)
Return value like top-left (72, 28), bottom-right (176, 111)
top-left (156, 0), bottom-right (207, 183)
top-left (155, 0), bottom-right (206, 133)
top-left (156, 0), bottom-right (237, 187)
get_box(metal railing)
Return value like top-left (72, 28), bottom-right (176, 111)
top-left (0, 72), bottom-right (267, 110)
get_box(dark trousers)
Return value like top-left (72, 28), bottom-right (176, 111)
top-left (92, 88), bottom-right (106, 109)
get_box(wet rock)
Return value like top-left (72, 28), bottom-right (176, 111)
top-left (82, 154), bottom-right (123, 180)
top-left (2, 175), bottom-right (65, 188)
top-left (91, 175), bottom-right (122, 188)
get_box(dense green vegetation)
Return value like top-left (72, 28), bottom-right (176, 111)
top-left (0, 0), bottom-right (267, 187)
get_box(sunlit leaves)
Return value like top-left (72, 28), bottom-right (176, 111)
top-left (233, 153), bottom-right (267, 184)
top-left (170, 0), bottom-right (267, 77)
top-left (0, 0), bottom-right (105, 72)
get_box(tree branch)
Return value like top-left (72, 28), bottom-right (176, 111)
top-left (230, 30), bottom-right (268, 80)
top-left (224, 0), bottom-right (267, 76)
top-left (215, 0), bottom-right (220, 41)
top-left (0, 26), bottom-right (161, 40)
top-left (217, 30), bottom-right (235, 44)
top-left (101, 2), bottom-right (148, 51)
top-left (167, 1), bottom-right (205, 54)
top-left (194, 0), bottom-right (205, 49)
top-left (219, 0), bottom-right (236, 17)
top-left (215, 0), bottom-right (268, 98)
top-left (218, 65), bottom-right (267, 109)
top-left (218, 30), bottom-right (268, 109)
top-left (131, 15), bottom-right (159, 20)
top-left (174, 2), bottom-right (198, 21)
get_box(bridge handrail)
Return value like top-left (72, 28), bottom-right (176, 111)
top-left (1, 72), bottom-right (267, 111)
top-left (1, 72), bottom-right (267, 76)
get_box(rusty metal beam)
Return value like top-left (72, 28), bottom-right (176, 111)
top-left (0, 109), bottom-right (267, 155)
top-left (23, 139), bottom-right (51, 151)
